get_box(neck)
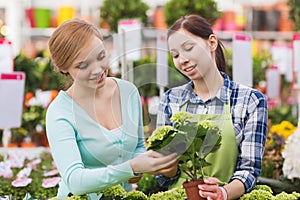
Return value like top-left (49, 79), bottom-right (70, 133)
top-left (66, 81), bottom-right (107, 101)
top-left (193, 70), bottom-right (224, 101)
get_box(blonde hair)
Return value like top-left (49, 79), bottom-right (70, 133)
top-left (48, 18), bottom-right (103, 73)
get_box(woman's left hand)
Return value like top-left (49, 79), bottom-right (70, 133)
top-left (198, 177), bottom-right (228, 200)
top-left (127, 173), bottom-right (143, 183)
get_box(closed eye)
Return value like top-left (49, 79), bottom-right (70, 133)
top-left (77, 62), bottom-right (88, 70)
top-left (170, 51), bottom-right (179, 59)
top-left (186, 46), bottom-right (194, 51)
top-left (97, 50), bottom-right (106, 61)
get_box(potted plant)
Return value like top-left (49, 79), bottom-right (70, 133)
top-left (147, 112), bottom-right (222, 200)
top-left (163, 0), bottom-right (221, 26)
top-left (100, 0), bottom-right (149, 32)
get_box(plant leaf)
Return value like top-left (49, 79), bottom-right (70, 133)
top-left (199, 128), bottom-right (222, 159)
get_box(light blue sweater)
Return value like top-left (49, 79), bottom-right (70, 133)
top-left (46, 78), bottom-right (146, 199)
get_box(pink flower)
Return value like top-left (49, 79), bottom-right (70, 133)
top-left (0, 162), bottom-right (13, 178)
top-left (12, 178), bottom-right (32, 187)
top-left (43, 169), bottom-right (59, 177)
top-left (42, 177), bottom-right (61, 188)
top-left (27, 158), bottom-right (42, 169)
top-left (16, 167), bottom-right (32, 179)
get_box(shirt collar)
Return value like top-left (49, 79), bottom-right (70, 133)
top-left (180, 72), bottom-right (232, 106)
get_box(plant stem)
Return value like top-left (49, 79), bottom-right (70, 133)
top-left (183, 169), bottom-right (194, 180)
top-left (199, 162), bottom-right (205, 180)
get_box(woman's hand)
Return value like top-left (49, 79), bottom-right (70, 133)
top-left (127, 173), bottom-right (143, 183)
top-left (198, 177), bottom-right (228, 200)
top-left (152, 162), bottom-right (178, 177)
top-left (130, 150), bottom-right (177, 174)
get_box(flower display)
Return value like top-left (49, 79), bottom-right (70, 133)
top-left (270, 121), bottom-right (296, 141)
top-left (261, 121), bottom-right (297, 179)
top-left (0, 151), bottom-right (59, 199)
top-left (240, 184), bottom-right (300, 200)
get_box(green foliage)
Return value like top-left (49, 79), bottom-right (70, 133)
top-left (164, 0), bottom-right (221, 26)
top-left (100, 0), bottom-right (149, 32)
top-left (240, 189), bottom-right (274, 200)
top-left (252, 51), bottom-right (272, 86)
top-left (100, 184), bottom-right (127, 199)
top-left (133, 56), bottom-right (158, 97)
top-left (147, 112), bottom-right (222, 181)
top-left (240, 184), bottom-right (300, 200)
top-left (288, 0), bottom-right (300, 31)
top-left (268, 106), bottom-right (298, 126)
top-left (254, 185), bottom-right (273, 194)
top-left (274, 192), bottom-right (300, 200)
top-left (149, 187), bottom-right (186, 200)
top-left (133, 55), bottom-right (188, 97)
top-left (14, 54), bottom-right (65, 93)
top-left (123, 190), bottom-right (148, 200)
top-left (136, 174), bottom-right (160, 196)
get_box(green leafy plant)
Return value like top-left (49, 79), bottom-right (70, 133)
top-left (163, 0), bottom-right (221, 26)
top-left (288, 0), bottom-right (300, 31)
top-left (100, 184), bottom-right (126, 200)
top-left (100, 0), bottom-right (149, 32)
top-left (123, 190), bottom-right (148, 200)
top-left (136, 173), bottom-right (160, 196)
top-left (149, 187), bottom-right (186, 200)
top-left (147, 112), bottom-right (222, 182)
top-left (240, 184), bottom-right (300, 200)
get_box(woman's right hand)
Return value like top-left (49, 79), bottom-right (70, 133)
top-left (130, 150), bottom-right (177, 174)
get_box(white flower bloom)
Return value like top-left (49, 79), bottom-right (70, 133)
top-left (282, 127), bottom-right (300, 179)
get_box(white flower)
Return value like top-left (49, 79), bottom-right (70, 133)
top-left (282, 127), bottom-right (300, 179)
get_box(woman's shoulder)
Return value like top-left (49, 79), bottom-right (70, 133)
top-left (110, 77), bottom-right (139, 93)
top-left (230, 81), bottom-right (267, 106)
top-left (47, 91), bottom-right (72, 116)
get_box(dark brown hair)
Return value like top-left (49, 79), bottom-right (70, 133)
top-left (167, 15), bottom-right (227, 73)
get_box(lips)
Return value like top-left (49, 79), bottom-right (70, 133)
top-left (183, 64), bottom-right (197, 72)
top-left (89, 71), bottom-right (105, 81)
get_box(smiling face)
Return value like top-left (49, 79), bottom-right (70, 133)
top-left (65, 35), bottom-right (109, 90)
top-left (168, 28), bottom-right (216, 81)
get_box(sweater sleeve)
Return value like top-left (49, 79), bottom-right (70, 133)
top-left (46, 109), bottom-right (135, 195)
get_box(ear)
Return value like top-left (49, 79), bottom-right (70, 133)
top-left (60, 70), bottom-right (69, 75)
top-left (208, 34), bottom-right (218, 51)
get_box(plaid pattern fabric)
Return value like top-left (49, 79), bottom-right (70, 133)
top-left (155, 72), bottom-right (268, 192)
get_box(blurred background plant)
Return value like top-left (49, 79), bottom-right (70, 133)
top-left (2, 53), bottom-right (64, 147)
top-left (100, 0), bottom-right (149, 32)
top-left (163, 0), bottom-right (221, 26)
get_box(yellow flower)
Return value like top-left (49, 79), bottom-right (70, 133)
top-left (270, 121), bottom-right (296, 140)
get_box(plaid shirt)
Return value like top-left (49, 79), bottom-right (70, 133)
top-left (155, 72), bottom-right (268, 192)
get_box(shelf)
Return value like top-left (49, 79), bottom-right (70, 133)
top-left (216, 31), bottom-right (294, 41)
top-left (28, 28), bottom-right (55, 37)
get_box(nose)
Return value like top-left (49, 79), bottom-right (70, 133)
top-left (179, 54), bottom-right (189, 65)
top-left (91, 59), bottom-right (109, 74)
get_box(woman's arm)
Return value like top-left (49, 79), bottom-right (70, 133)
top-left (46, 116), bottom-right (135, 195)
top-left (231, 90), bottom-right (268, 193)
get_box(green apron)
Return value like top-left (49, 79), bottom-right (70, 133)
top-left (171, 102), bottom-right (238, 188)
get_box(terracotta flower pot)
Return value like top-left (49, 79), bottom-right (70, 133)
top-left (183, 180), bottom-right (206, 200)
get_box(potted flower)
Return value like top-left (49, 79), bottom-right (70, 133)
top-left (147, 112), bottom-right (222, 200)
